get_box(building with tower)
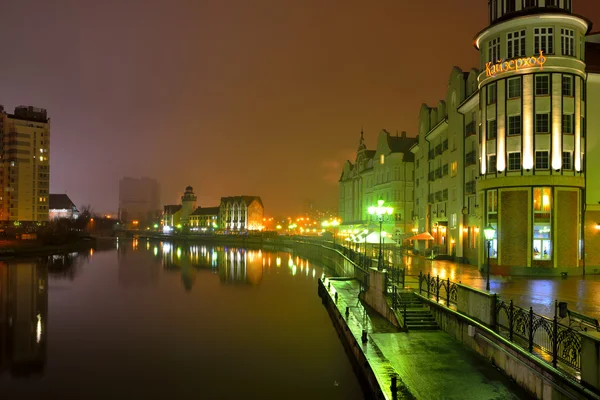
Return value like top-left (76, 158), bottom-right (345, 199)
top-left (0, 106), bottom-right (50, 223)
top-left (180, 186), bottom-right (197, 226)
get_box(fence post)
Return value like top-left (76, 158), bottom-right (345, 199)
top-left (427, 273), bottom-right (431, 297)
top-left (446, 277), bottom-right (450, 306)
top-left (419, 270), bottom-right (423, 294)
top-left (402, 268), bottom-right (405, 289)
top-left (403, 303), bottom-right (407, 328)
top-left (436, 275), bottom-right (440, 303)
top-left (509, 300), bottom-right (514, 342)
top-left (528, 307), bottom-right (534, 353)
top-left (552, 300), bottom-right (558, 368)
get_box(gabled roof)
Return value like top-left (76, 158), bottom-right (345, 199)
top-left (191, 206), bottom-right (220, 216)
top-left (387, 135), bottom-right (417, 161)
top-left (164, 204), bottom-right (182, 214)
top-left (49, 194), bottom-right (77, 210)
top-left (221, 196), bottom-right (264, 208)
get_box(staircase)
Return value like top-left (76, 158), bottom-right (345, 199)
top-left (396, 292), bottom-right (438, 331)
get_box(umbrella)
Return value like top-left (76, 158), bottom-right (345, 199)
top-left (363, 231), bottom-right (397, 244)
top-left (406, 232), bottom-right (435, 241)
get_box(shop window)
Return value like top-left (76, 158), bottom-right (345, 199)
top-left (533, 187), bottom-right (552, 260)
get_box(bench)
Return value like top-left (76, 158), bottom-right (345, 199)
top-left (568, 310), bottom-right (600, 332)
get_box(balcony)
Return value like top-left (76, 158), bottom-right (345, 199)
top-left (428, 171), bottom-right (435, 182)
top-left (435, 145), bottom-right (442, 156)
top-left (466, 180), bottom-right (476, 195)
top-left (466, 151), bottom-right (477, 166)
top-left (465, 121), bottom-right (477, 138)
top-left (435, 168), bottom-right (442, 179)
top-left (442, 139), bottom-right (449, 152)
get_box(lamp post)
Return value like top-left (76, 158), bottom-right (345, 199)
top-left (483, 224), bottom-right (496, 291)
top-left (368, 199), bottom-right (394, 270)
top-left (331, 219), bottom-right (340, 247)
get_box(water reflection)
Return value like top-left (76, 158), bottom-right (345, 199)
top-left (0, 261), bottom-right (48, 378)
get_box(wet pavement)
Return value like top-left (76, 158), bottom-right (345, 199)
top-left (398, 255), bottom-right (600, 320)
top-left (324, 278), bottom-right (534, 400)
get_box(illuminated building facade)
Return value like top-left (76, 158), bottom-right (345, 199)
top-left (219, 196), bottom-right (264, 231)
top-left (162, 204), bottom-right (182, 229)
top-left (180, 186), bottom-right (197, 226)
top-left (48, 194), bottom-right (79, 220)
top-left (0, 106), bottom-right (50, 223)
top-left (473, 0), bottom-right (596, 274)
top-left (339, 130), bottom-right (416, 240)
top-left (189, 206), bottom-right (219, 231)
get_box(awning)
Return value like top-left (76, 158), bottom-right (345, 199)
top-left (406, 232), bottom-right (435, 241)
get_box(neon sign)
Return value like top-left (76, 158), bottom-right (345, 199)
top-left (485, 51), bottom-right (547, 77)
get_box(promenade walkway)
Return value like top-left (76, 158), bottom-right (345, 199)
top-left (325, 278), bottom-right (533, 400)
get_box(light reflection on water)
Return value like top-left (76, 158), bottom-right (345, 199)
top-left (0, 242), bottom-right (363, 399)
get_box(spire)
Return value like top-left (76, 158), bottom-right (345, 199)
top-left (360, 126), bottom-right (364, 145)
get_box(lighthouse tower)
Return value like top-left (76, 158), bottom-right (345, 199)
top-left (180, 186), bottom-right (197, 226)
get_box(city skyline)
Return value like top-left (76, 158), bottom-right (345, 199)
top-left (1, 0), bottom-right (599, 216)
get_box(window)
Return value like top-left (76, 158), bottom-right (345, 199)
top-left (563, 114), bottom-right (573, 134)
top-left (442, 164), bottom-right (449, 176)
top-left (534, 28), bottom-right (554, 55)
top-left (508, 152), bottom-right (521, 171)
top-left (507, 30), bottom-right (526, 58)
top-left (562, 75), bottom-right (573, 96)
top-left (508, 115), bottom-right (521, 136)
top-left (563, 151), bottom-right (573, 170)
top-left (506, 0), bottom-right (516, 12)
top-left (487, 120), bottom-right (497, 140)
top-left (488, 154), bottom-right (497, 173)
top-left (533, 187), bottom-right (552, 260)
top-left (508, 77), bottom-right (521, 99)
top-left (561, 29), bottom-right (575, 56)
top-left (488, 37), bottom-right (500, 63)
top-left (536, 113), bottom-right (550, 133)
top-left (486, 190), bottom-right (498, 258)
top-left (380, 154), bottom-right (385, 164)
top-left (535, 75), bottom-right (550, 95)
top-left (451, 161), bottom-right (457, 177)
top-left (487, 83), bottom-right (497, 104)
top-left (524, 0), bottom-right (537, 8)
top-left (535, 151), bottom-right (549, 169)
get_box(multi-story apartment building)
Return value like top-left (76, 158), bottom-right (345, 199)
top-left (118, 177), bottom-right (161, 225)
top-left (339, 130), bottom-right (416, 242)
top-left (0, 106), bottom-right (50, 223)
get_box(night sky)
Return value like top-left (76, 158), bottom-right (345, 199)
top-left (1, 1), bottom-right (598, 216)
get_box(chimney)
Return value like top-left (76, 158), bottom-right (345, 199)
top-left (401, 131), bottom-right (407, 138)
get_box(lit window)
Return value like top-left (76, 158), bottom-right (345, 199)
top-left (380, 154), bottom-right (385, 165)
top-left (451, 161), bottom-right (457, 177)
top-left (533, 187), bottom-right (552, 260)
top-left (507, 30), bottom-right (526, 58)
top-left (508, 77), bottom-right (521, 99)
top-left (561, 29), bottom-right (575, 56)
top-left (534, 28), bottom-right (554, 55)
top-left (508, 152), bottom-right (521, 171)
top-left (535, 151), bottom-right (549, 170)
top-left (508, 115), bottom-right (521, 136)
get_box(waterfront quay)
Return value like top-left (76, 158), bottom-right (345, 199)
top-left (318, 277), bottom-right (533, 400)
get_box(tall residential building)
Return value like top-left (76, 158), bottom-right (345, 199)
top-left (339, 130), bottom-right (416, 241)
top-left (0, 106), bottom-right (50, 223)
top-left (118, 177), bottom-right (160, 224)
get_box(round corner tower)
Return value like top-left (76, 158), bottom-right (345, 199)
top-left (473, 0), bottom-right (592, 271)
top-left (181, 186), bottom-right (197, 226)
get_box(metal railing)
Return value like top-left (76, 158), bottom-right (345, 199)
top-left (496, 299), bottom-right (582, 371)
top-left (418, 271), bottom-right (458, 307)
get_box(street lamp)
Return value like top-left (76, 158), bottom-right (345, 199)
top-left (368, 199), bottom-right (394, 270)
top-left (483, 224), bottom-right (496, 291)
top-left (331, 219), bottom-right (340, 247)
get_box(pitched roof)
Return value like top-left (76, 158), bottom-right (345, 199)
top-left (387, 134), bottom-right (417, 162)
top-left (191, 206), bottom-right (220, 216)
top-left (163, 204), bottom-right (182, 214)
top-left (49, 194), bottom-right (77, 210)
top-left (220, 196), bottom-right (263, 208)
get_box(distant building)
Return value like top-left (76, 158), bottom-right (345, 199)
top-left (189, 206), bottom-right (219, 231)
top-left (118, 177), bottom-right (161, 225)
top-left (48, 194), bottom-right (79, 220)
top-left (162, 205), bottom-right (182, 229)
top-left (0, 106), bottom-right (50, 222)
top-left (220, 196), bottom-right (264, 231)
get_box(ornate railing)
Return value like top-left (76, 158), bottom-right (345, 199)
top-left (496, 299), bottom-right (582, 371)
top-left (418, 271), bottom-right (458, 307)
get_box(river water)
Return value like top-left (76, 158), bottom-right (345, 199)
top-left (0, 239), bottom-right (364, 399)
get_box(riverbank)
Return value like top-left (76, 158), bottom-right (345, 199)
top-left (0, 237), bottom-right (98, 258)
